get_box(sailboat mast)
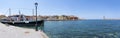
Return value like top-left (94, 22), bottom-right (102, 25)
top-left (9, 8), bottom-right (11, 16)
top-left (32, 9), bottom-right (34, 16)
top-left (19, 10), bottom-right (21, 15)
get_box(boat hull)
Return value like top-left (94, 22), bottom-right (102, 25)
top-left (1, 20), bottom-right (44, 27)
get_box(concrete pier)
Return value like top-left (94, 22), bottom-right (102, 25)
top-left (0, 23), bottom-right (48, 38)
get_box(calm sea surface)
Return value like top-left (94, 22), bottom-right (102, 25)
top-left (42, 20), bottom-right (120, 38)
top-left (22, 20), bottom-right (120, 38)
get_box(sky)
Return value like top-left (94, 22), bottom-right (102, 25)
top-left (0, 0), bottom-right (120, 19)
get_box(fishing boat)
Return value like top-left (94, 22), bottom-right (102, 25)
top-left (0, 15), bottom-right (44, 27)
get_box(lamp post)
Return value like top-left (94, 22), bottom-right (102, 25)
top-left (35, 2), bottom-right (38, 31)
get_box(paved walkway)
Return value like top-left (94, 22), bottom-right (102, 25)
top-left (0, 23), bottom-right (48, 38)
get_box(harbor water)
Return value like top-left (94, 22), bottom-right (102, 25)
top-left (43, 20), bottom-right (120, 38)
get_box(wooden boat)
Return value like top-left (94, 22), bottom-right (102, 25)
top-left (0, 15), bottom-right (44, 27)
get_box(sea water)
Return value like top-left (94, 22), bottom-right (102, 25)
top-left (42, 20), bottom-right (120, 38)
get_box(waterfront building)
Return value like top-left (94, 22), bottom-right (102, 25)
top-left (8, 15), bottom-right (80, 20)
top-left (0, 15), bottom-right (6, 19)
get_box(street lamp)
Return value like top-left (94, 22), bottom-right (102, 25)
top-left (35, 2), bottom-right (38, 31)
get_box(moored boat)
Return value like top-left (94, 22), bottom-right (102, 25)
top-left (0, 15), bottom-right (44, 27)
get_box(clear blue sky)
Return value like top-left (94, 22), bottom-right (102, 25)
top-left (0, 0), bottom-right (120, 19)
